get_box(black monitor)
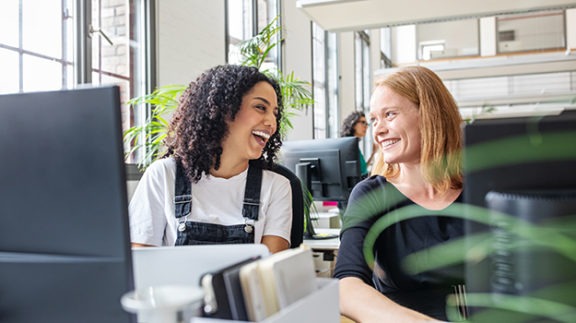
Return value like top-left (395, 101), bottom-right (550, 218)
top-left (462, 110), bottom-right (576, 321)
top-left (0, 86), bottom-right (134, 322)
top-left (279, 137), bottom-right (361, 238)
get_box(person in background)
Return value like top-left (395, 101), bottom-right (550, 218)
top-left (334, 66), bottom-right (465, 322)
top-left (340, 111), bottom-right (378, 178)
top-left (128, 64), bottom-right (292, 253)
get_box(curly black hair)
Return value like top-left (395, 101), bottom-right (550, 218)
top-left (340, 111), bottom-right (365, 137)
top-left (163, 64), bottom-right (284, 183)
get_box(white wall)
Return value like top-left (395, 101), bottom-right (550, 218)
top-left (480, 17), bottom-right (497, 56)
top-left (391, 25), bottom-right (417, 64)
top-left (567, 9), bottom-right (576, 50)
top-left (282, 0), bottom-right (314, 140)
top-left (156, 0), bottom-right (226, 86)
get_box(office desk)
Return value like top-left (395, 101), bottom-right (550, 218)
top-left (302, 228), bottom-right (340, 277)
top-left (302, 228), bottom-right (340, 250)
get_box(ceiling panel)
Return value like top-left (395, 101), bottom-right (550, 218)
top-left (296, 0), bottom-right (576, 31)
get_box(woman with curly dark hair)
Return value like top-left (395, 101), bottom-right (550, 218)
top-left (341, 111), bottom-right (377, 177)
top-left (129, 65), bottom-right (292, 253)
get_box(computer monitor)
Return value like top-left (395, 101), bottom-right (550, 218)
top-left (462, 110), bottom-right (576, 320)
top-left (0, 86), bottom-right (134, 322)
top-left (279, 137), bottom-right (361, 238)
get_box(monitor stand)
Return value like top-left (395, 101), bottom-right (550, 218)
top-left (295, 162), bottom-right (340, 240)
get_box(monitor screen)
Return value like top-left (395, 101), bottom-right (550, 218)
top-left (462, 110), bottom-right (576, 320)
top-left (279, 137), bottom-right (361, 239)
top-left (0, 86), bottom-right (134, 322)
top-left (279, 137), bottom-right (361, 203)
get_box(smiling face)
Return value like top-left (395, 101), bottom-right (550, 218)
top-left (369, 85), bottom-right (421, 166)
top-left (221, 81), bottom-right (279, 164)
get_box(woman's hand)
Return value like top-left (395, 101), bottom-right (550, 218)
top-left (339, 277), bottom-right (438, 323)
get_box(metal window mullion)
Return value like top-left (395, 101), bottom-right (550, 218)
top-left (251, 0), bottom-right (258, 37)
top-left (142, 0), bottom-right (157, 165)
top-left (18, 0), bottom-right (23, 92)
top-left (61, 0), bottom-right (67, 88)
top-left (323, 29), bottom-right (331, 138)
top-left (75, 0), bottom-right (91, 84)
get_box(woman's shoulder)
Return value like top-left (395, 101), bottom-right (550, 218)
top-left (354, 174), bottom-right (388, 192)
top-left (262, 168), bottom-right (291, 186)
top-left (348, 175), bottom-right (404, 210)
top-left (143, 157), bottom-right (176, 177)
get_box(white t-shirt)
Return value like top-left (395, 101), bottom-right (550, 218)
top-left (128, 158), bottom-right (293, 246)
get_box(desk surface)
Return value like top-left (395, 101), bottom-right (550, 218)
top-left (302, 228), bottom-right (340, 250)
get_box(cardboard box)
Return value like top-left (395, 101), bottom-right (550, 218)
top-left (190, 278), bottom-right (339, 323)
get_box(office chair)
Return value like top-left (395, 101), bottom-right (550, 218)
top-left (268, 163), bottom-right (306, 248)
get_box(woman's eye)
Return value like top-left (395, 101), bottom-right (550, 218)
top-left (385, 111), bottom-right (396, 119)
top-left (255, 105), bottom-right (266, 111)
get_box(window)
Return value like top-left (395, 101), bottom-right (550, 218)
top-left (312, 22), bottom-right (338, 139)
top-left (355, 31), bottom-right (370, 115)
top-left (0, 0), bottom-right (74, 93)
top-left (226, 0), bottom-right (280, 69)
top-left (416, 18), bottom-right (479, 60)
top-left (420, 41), bottom-right (445, 60)
top-left (354, 31), bottom-right (372, 153)
top-left (497, 10), bottom-right (565, 53)
top-left (0, 0), bottom-right (153, 162)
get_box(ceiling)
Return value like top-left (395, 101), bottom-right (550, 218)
top-left (296, 0), bottom-right (576, 31)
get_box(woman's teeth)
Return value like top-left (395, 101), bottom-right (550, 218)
top-left (252, 130), bottom-right (271, 140)
top-left (381, 139), bottom-right (399, 147)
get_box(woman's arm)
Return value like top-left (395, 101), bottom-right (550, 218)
top-left (128, 159), bottom-right (171, 246)
top-left (131, 242), bottom-right (154, 247)
top-left (261, 235), bottom-right (290, 253)
top-left (340, 277), bottom-right (440, 323)
top-left (260, 172), bottom-right (293, 253)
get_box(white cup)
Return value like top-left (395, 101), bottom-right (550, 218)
top-left (121, 285), bottom-right (204, 323)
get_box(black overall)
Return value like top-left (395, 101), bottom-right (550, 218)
top-left (174, 160), bottom-right (263, 245)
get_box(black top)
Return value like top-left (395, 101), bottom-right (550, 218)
top-left (333, 175), bottom-right (465, 321)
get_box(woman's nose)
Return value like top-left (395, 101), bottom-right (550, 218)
top-left (372, 121), bottom-right (388, 141)
top-left (372, 119), bottom-right (388, 136)
top-left (264, 111), bottom-right (277, 132)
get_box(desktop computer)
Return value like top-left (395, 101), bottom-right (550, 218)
top-left (0, 86), bottom-right (134, 323)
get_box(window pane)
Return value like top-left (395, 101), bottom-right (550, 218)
top-left (92, 0), bottom-right (130, 84)
top-left (497, 10), bottom-right (565, 53)
top-left (257, 0), bottom-right (279, 71)
top-left (23, 54), bottom-right (62, 92)
top-left (0, 49), bottom-right (19, 94)
top-left (89, 0), bottom-right (149, 164)
top-left (417, 19), bottom-right (479, 60)
top-left (22, 0), bottom-right (62, 58)
top-left (0, 0), bottom-right (19, 47)
top-left (227, 0), bottom-right (253, 64)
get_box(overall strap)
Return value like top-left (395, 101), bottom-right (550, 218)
top-left (242, 160), bottom-right (263, 221)
top-left (174, 159), bottom-right (192, 219)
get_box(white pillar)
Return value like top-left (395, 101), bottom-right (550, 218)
top-left (480, 17), bottom-right (496, 57)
